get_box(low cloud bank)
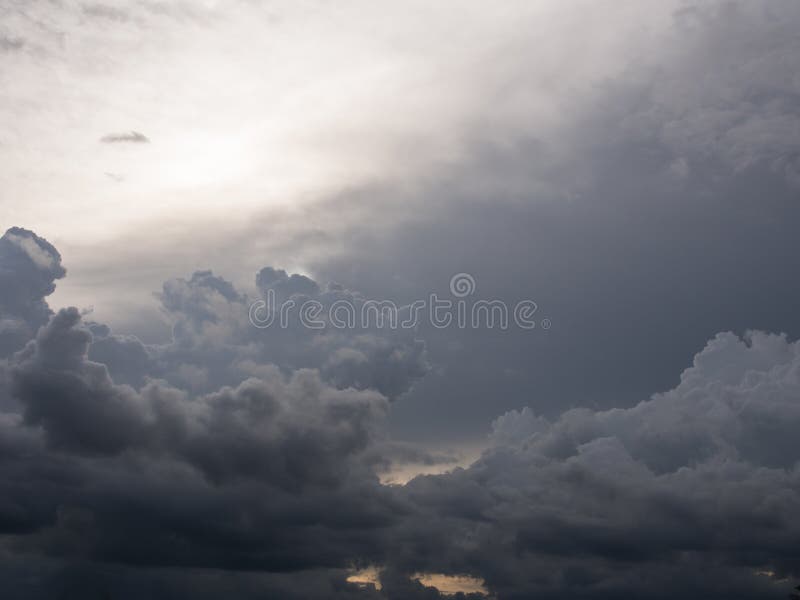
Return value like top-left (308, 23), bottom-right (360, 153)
top-left (0, 227), bottom-right (798, 599)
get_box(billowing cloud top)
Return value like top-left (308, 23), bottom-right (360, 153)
top-left (0, 227), bottom-right (65, 358)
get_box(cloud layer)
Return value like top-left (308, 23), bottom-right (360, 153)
top-left (1, 227), bottom-right (799, 598)
top-left (3, 1), bottom-right (800, 598)
top-left (396, 330), bottom-right (800, 598)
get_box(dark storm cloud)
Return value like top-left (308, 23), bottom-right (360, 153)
top-left (304, 0), bottom-right (800, 442)
top-left (0, 561), bottom-right (388, 600)
top-left (85, 321), bottom-right (152, 387)
top-left (11, 307), bottom-right (149, 454)
top-left (3, 1), bottom-right (800, 598)
top-left (99, 131), bottom-right (150, 143)
top-left (153, 267), bottom-right (428, 399)
top-left (0, 228), bottom-right (790, 600)
top-left (1, 228), bottom-right (799, 598)
top-left (1, 288), bottom-right (403, 589)
top-left (387, 331), bottom-right (800, 598)
top-left (11, 305), bottom-right (389, 484)
top-left (0, 226), bottom-right (430, 596)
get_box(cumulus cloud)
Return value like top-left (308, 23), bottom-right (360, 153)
top-left (11, 307), bottom-right (149, 454)
top-left (153, 267), bottom-right (428, 399)
top-left (11, 306), bottom-right (389, 486)
top-left (0, 288), bottom-right (400, 593)
top-left (0, 227), bottom-right (65, 357)
top-left (1, 228), bottom-right (799, 598)
top-left (392, 330), bottom-right (800, 598)
top-left (3, 1), bottom-right (800, 597)
top-left (0, 228), bottom-right (429, 596)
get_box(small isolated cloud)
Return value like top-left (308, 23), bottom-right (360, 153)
top-left (104, 171), bottom-right (125, 182)
top-left (99, 130), bottom-right (150, 143)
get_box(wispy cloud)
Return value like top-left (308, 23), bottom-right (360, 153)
top-left (100, 130), bottom-right (150, 143)
top-left (104, 171), bottom-right (125, 182)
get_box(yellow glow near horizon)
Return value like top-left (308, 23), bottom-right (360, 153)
top-left (346, 567), bottom-right (489, 596)
top-left (346, 566), bottom-right (383, 591)
top-left (378, 444), bottom-right (485, 485)
top-left (412, 573), bottom-right (489, 596)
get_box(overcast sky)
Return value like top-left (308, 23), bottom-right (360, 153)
top-left (2, 1), bottom-right (800, 598)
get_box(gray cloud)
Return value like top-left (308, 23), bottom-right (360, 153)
top-left (11, 305), bottom-right (389, 487)
top-left (0, 36), bottom-right (24, 52)
top-left (0, 227), bottom-right (65, 358)
top-left (1, 228), bottom-right (799, 598)
top-left (388, 330), bottom-right (800, 598)
top-left (1, 282), bottom-right (401, 589)
top-left (294, 0), bottom-right (800, 444)
top-left (99, 131), bottom-right (150, 143)
top-left (3, 1), bottom-right (800, 598)
top-left (153, 267), bottom-right (428, 400)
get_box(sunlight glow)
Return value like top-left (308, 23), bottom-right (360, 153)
top-left (412, 573), bottom-right (489, 596)
top-left (155, 132), bottom-right (253, 189)
top-left (346, 566), bottom-right (383, 591)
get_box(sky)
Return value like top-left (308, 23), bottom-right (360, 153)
top-left (2, 1), bottom-right (800, 598)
